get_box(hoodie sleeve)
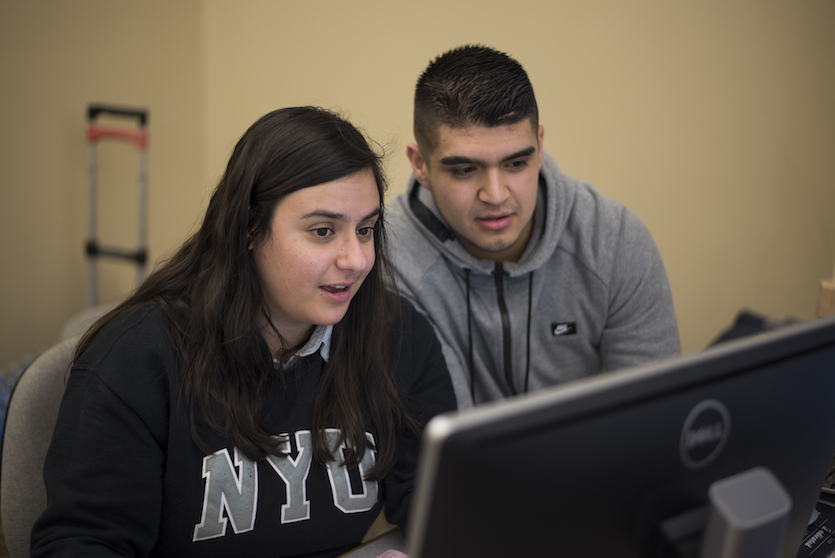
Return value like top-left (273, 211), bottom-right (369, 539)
top-left (600, 208), bottom-right (681, 371)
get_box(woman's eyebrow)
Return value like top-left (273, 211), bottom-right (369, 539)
top-left (301, 207), bottom-right (381, 222)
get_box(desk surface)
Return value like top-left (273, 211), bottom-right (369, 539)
top-left (338, 529), bottom-right (406, 558)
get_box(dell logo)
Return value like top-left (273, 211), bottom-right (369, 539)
top-left (684, 423), bottom-right (724, 450)
top-left (680, 399), bottom-right (730, 469)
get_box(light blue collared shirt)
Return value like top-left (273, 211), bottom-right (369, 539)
top-left (272, 324), bottom-right (332, 369)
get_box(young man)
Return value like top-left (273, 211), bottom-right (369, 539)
top-left (387, 45), bottom-right (681, 409)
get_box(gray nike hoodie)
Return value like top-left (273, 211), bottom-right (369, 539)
top-left (387, 153), bottom-right (681, 408)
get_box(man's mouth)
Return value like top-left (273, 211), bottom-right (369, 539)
top-left (476, 213), bottom-right (513, 230)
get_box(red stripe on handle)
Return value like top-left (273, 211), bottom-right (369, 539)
top-left (87, 124), bottom-right (148, 149)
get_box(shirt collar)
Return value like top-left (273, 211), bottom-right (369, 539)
top-left (272, 324), bottom-right (332, 369)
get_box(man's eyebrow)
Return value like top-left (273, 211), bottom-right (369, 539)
top-left (438, 146), bottom-right (536, 167)
top-left (301, 207), bottom-right (381, 222)
top-left (504, 146), bottom-right (537, 161)
top-left (438, 155), bottom-right (481, 166)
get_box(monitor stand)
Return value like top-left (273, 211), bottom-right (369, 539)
top-left (655, 467), bottom-right (792, 558)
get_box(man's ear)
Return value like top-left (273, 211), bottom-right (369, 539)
top-left (406, 143), bottom-right (431, 190)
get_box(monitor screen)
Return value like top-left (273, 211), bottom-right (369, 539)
top-left (407, 315), bottom-right (835, 558)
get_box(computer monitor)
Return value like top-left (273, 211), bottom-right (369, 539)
top-left (407, 315), bottom-right (835, 558)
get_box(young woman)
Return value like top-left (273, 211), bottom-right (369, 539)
top-left (31, 107), bottom-right (457, 558)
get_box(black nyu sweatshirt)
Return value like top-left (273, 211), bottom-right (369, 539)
top-left (32, 300), bottom-right (456, 558)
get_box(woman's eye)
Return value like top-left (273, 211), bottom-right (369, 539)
top-left (313, 228), bottom-right (333, 238)
top-left (358, 226), bottom-right (375, 237)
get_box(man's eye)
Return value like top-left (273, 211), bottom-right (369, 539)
top-left (507, 160), bottom-right (528, 171)
top-left (452, 166), bottom-right (476, 177)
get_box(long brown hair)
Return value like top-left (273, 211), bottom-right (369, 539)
top-left (76, 107), bottom-right (405, 480)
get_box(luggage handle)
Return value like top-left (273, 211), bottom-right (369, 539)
top-left (84, 102), bottom-right (150, 306)
top-left (87, 104), bottom-right (148, 127)
top-left (87, 104), bottom-right (149, 148)
top-left (85, 241), bottom-right (147, 265)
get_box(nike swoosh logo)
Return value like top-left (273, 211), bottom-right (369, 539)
top-left (552, 322), bottom-right (577, 336)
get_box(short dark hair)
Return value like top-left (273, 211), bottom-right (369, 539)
top-left (414, 45), bottom-right (539, 153)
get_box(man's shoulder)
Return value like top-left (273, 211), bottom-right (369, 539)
top-left (546, 171), bottom-right (657, 277)
top-left (539, 154), bottom-right (630, 245)
top-left (385, 190), bottom-right (411, 228)
top-left (386, 191), bottom-right (449, 283)
top-left (569, 183), bottom-right (652, 250)
top-left (562, 178), bottom-right (628, 230)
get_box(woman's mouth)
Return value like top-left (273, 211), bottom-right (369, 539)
top-left (320, 284), bottom-right (353, 302)
top-left (321, 284), bottom-right (349, 294)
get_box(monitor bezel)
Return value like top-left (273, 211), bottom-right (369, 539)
top-left (407, 315), bottom-right (835, 557)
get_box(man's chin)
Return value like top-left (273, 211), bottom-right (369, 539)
top-left (457, 233), bottom-right (523, 261)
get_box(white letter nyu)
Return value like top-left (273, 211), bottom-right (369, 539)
top-left (193, 447), bottom-right (258, 541)
top-left (325, 429), bottom-right (378, 514)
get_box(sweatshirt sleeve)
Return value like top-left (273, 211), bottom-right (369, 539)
top-left (382, 298), bottom-right (457, 530)
top-left (600, 209), bottom-right (681, 371)
top-left (31, 313), bottom-right (172, 558)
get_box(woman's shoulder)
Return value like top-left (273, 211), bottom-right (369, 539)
top-left (390, 292), bottom-right (457, 411)
top-left (67, 302), bottom-right (175, 451)
top-left (75, 301), bottom-right (176, 377)
top-left (390, 292), bottom-right (446, 368)
top-left (392, 291), bottom-right (434, 337)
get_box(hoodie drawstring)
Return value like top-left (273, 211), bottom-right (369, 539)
top-left (465, 268), bottom-right (475, 400)
top-left (465, 268), bottom-right (534, 400)
top-left (524, 271), bottom-right (533, 393)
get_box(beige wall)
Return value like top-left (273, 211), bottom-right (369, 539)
top-left (2, 0), bottom-right (834, 370)
top-left (0, 0), bottom-right (204, 367)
